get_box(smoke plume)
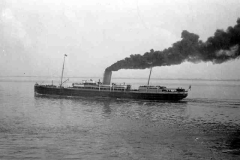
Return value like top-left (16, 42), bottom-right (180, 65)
top-left (106, 18), bottom-right (240, 72)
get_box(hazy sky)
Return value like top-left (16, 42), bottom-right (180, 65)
top-left (0, 0), bottom-right (240, 79)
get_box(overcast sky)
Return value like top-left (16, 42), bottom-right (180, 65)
top-left (0, 0), bottom-right (240, 79)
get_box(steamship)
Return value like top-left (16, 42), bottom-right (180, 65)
top-left (34, 55), bottom-right (188, 101)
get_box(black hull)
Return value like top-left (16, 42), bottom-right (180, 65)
top-left (34, 85), bottom-right (188, 101)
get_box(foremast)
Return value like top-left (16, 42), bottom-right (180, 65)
top-left (60, 54), bottom-right (67, 87)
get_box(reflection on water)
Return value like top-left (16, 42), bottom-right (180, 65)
top-left (0, 81), bottom-right (240, 159)
top-left (102, 100), bottom-right (111, 117)
top-left (225, 130), bottom-right (240, 155)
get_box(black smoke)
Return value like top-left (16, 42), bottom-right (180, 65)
top-left (106, 18), bottom-right (240, 71)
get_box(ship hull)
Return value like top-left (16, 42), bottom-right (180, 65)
top-left (34, 85), bottom-right (188, 101)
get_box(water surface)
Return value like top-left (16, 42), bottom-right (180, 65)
top-left (0, 78), bottom-right (240, 159)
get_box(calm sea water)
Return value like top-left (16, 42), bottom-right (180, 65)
top-left (0, 78), bottom-right (240, 160)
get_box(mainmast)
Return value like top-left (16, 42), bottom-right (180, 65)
top-left (60, 54), bottom-right (67, 87)
top-left (147, 67), bottom-right (152, 86)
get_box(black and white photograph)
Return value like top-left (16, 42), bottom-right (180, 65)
top-left (0, 0), bottom-right (240, 159)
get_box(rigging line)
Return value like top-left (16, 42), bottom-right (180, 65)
top-left (136, 0), bottom-right (148, 29)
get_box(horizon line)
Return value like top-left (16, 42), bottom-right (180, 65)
top-left (0, 75), bottom-right (239, 81)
